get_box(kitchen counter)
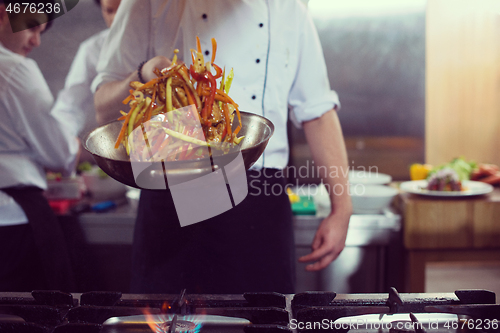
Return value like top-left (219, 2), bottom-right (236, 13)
top-left (396, 186), bottom-right (500, 292)
top-left (69, 200), bottom-right (403, 294)
top-left (77, 202), bottom-right (402, 246)
top-left (76, 203), bottom-right (136, 245)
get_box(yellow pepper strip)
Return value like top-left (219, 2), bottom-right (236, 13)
top-left (133, 97), bottom-right (151, 129)
top-left (163, 127), bottom-right (217, 148)
top-left (225, 68), bottom-right (234, 94)
top-left (127, 100), bottom-right (146, 137)
top-left (144, 85), bottom-right (157, 122)
top-left (172, 49), bottom-right (179, 65)
top-left (166, 77), bottom-right (174, 124)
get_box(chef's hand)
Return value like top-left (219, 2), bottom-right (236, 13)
top-left (298, 208), bottom-right (351, 271)
top-left (141, 56), bottom-right (172, 82)
top-left (95, 55), bottom-right (172, 124)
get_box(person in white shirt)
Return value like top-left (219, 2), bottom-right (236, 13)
top-left (51, 0), bottom-right (121, 140)
top-left (93, 0), bottom-right (352, 294)
top-left (0, 0), bottom-right (79, 291)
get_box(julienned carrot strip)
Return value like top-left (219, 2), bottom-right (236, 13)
top-left (184, 146), bottom-right (198, 160)
top-left (154, 136), bottom-right (171, 155)
top-left (211, 38), bottom-right (217, 64)
top-left (196, 36), bottom-right (202, 54)
top-left (215, 95), bottom-right (232, 103)
top-left (196, 81), bottom-right (203, 96)
top-left (114, 110), bottom-right (133, 149)
top-left (122, 94), bottom-right (133, 105)
top-left (235, 107), bottom-right (241, 128)
top-left (183, 83), bottom-right (195, 106)
top-left (233, 125), bottom-right (241, 136)
top-left (182, 83), bottom-right (200, 123)
top-left (222, 103), bottom-right (232, 139)
top-left (177, 65), bottom-right (201, 112)
top-left (137, 78), bottom-right (160, 91)
top-left (217, 90), bottom-right (241, 125)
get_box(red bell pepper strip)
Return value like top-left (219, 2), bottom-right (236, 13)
top-left (212, 63), bottom-right (223, 79)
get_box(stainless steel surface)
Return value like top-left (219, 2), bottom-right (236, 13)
top-left (294, 209), bottom-right (401, 247)
top-left (312, 3), bottom-right (426, 137)
top-left (75, 201), bottom-right (403, 294)
top-left (294, 209), bottom-right (402, 294)
top-left (83, 112), bottom-right (274, 189)
top-left (78, 204), bottom-right (136, 245)
top-left (288, 1), bottom-right (426, 181)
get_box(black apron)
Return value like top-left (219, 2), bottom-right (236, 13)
top-left (130, 169), bottom-right (296, 294)
top-left (1, 186), bottom-right (76, 292)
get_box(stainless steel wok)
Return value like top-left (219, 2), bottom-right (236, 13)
top-left (82, 111), bottom-right (274, 190)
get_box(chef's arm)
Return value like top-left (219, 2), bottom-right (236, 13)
top-left (298, 109), bottom-right (352, 271)
top-left (94, 56), bottom-right (171, 124)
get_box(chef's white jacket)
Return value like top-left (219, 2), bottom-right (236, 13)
top-left (0, 43), bottom-right (79, 226)
top-left (92, 0), bottom-right (340, 170)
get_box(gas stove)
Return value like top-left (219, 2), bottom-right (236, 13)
top-left (0, 288), bottom-right (498, 333)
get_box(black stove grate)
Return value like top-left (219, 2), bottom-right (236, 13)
top-left (0, 288), bottom-right (498, 333)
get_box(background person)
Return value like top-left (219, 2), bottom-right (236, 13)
top-left (93, 0), bottom-right (352, 294)
top-left (0, 0), bottom-right (79, 291)
top-left (51, 0), bottom-right (121, 144)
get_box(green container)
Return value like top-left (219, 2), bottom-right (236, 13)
top-left (291, 196), bottom-right (316, 215)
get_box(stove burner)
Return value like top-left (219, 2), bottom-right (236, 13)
top-left (158, 318), bottom-right (197, 333)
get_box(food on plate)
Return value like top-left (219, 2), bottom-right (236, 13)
top-left (114, 37), bottom-right (243, 162)
top-left (409, 163), bottom-right (432, 180)
top-left (427, 157), bottom-right (476, 181)
top-left (426, 168), bottom-right (463, 191)
top-left (470, 163), bottom-right (500, 186)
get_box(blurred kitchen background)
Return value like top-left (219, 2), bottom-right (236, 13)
top-left (29, 0), bottom-right (500, 296)
top-left (289, 0), bottom-right (426, 184)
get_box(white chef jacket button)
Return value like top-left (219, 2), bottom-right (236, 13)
top-left (256, 59), bottom-right (260, 63)
top-left (259, 23), bottom-right (264, 28)
top-left (251, 95), bottom-right (256, 100)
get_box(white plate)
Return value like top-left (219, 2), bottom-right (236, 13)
top-left (400, 180), bottom-right (494, 197)
top-left (348, 171), bottom-right (392, 185)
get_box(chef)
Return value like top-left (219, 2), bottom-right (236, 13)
top-left (51, 0), bottom-right (121, 141)
top-left (0, 0), bottom-right (79, 291)
top-left (93, 0), bottom-right (352, 294)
